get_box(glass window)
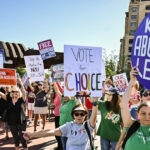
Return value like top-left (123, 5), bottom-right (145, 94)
top-left (128, 47), bottom-right (132, 53)
top-left (132, 7), bottom-right (137, 12)
top-left (146, 5), bottom-right (150, 10)
top-left (129, 39), bottom-right (133, 44)
top-left (131, 15), bottom-right (137, 20)
top-left (130, 22), bottom-right (136, 27)
top-left (130, 30), bottom-right (136, 35)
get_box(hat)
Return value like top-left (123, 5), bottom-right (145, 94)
top-left (142, 89), bottom-right (150, 95)
top-left (73, 107), bottom-right (87, 113)
top-left (38, 81), bottom-right (43, 85)
top-left (106, 88), bottom-right (119, 95)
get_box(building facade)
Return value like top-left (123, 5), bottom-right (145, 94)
top-left (119, 0), bottom-right (150, 71)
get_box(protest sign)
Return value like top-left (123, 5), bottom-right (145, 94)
top-left (0, 69), bottom-right (16, 86)
top-left (0, 49), bottom-right (5, 68)
top-left (52, 64), bottom-right (64, 82)
top-left (101, 61), bottom-right (106, 81)
top-left (64, 45), bottom-right (102, 97)
top-left (112, 73), bottom-right (128, 95)
top-left (38, 39), bottom-right (56, 60)
top-left (132, 13), bottom-right (150, 89)
top-left (24, 55), bottom-right (45, 82)
top-left (22, 72), bottom-right (28, 86)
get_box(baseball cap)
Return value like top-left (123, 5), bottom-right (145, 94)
top-left (105, 88), bottom-right (119, 95)
top-left (38, 81), bottom-right (43, 85)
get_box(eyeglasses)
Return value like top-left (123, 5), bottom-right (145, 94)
top-left (74, 112), bottom-right (85, 117)
top-left (12, 91), bottom-right (19, 93)
top-left (143, 93), bottom-right (150, 97)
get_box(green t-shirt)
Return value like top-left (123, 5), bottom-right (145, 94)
top-left (125, 126), bottom-right (150, 150)
top-left (59, 97), bottom-right (77, 126)
top-left (97, 100), bottom-right (122, 141)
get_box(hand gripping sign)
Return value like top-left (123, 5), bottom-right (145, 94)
top-left (132, 13), bottom-right (150, 89)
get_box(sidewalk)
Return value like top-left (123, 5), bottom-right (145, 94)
top-left (0, 115), bottom-right (101, 150)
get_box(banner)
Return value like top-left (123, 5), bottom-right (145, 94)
top-left (0, 49), bottom-right (5, 68)
top-left (0, 69), bottom-right (16, 86)
top-left (24, 55), bottom-right (45, 82)
top-left (112, 73), bottom-right (128, 95)
top-left (132, 13), bottom-right (150, 89)
top-left (52, 64), bottom-right (64, 82)
top-left (64, 45), bottom-right (102, 97)
top-left (38, 39), bottom-right (56, 60)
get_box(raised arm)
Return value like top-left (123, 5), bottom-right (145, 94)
top-left (0, 92), bottom-right (7, 100)
top-left (28, 78), bottom-right (35, 92)
top-left (23, 128), bottom-right (62, 140)
top-left (44, 78), bottom-right (49, 93)
top-left (53, 82), bottom-right (62, 99)
top-left (120, 66), bottom-right (138, 127)
top-left (17, 78), bottom-right (26, 102)
top-left (89, 97), bottom-right (98, 128)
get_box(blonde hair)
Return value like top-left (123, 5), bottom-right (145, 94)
top-left (10, 86), bottom-right (21, 98)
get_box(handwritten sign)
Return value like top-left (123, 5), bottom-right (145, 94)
top-left (0, 49), bottom-right (5, 68)
top-left (112, 73), bottom-right (128, 95)
top-left (132, 13), bottom-right (150, 89)
top-left (64, 45), bottom-right (102, 97)
top-left (38, 39), bottom-right (56, 60)
top-left (24, 55), bottom-right (45, 82)
top-left (0, 69), bottom-right (16, 86)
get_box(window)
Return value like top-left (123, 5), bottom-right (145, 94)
top-left (128, 55), bottom-right (131, 61)
top-left (131, 15), bottom-right (137, 20)
top-left (146, 5), bottom-right (150, 10)
top-left (128, 47), bottom-right (132, 53)
top-left (129, 39), bottom-right (133, 44)
top-left (130, 22), bottom-right (136, 27)
top-left (145, 13), bottom-right (149, 17)
top-left (130, 30), bottom-right (136, 35)
top-left (132, 7), bottom-right (137, 12)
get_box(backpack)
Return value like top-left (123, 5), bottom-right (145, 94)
top-left (122, 121), bottom-right (140, 149)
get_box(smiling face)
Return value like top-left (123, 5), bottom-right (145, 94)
top-left (137, 106), bottom-right (150, 126)
top-left (38, 84), bottom-right (43, 90)
top-left (11, 87), bottom-right (20, 99)
top-left (73, 110), bottom-right (87, 124)
top-left (107, 94), bottom-right (113, 102)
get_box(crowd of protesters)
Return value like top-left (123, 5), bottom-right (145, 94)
top-left (0, 65), bottom-right (150, 150)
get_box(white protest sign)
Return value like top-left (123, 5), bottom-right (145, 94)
top-left (112, 73), bottom-right (128, 95)
top-left (102, 61), bottom-right (106, 81)
top-left (64, 45), bottom-right (102, 97)
top-left (0, 49), bottom-right (5, 68)
top-left (24, 55), bottom-right (45, 82)
top-left (38, 39), bottom-right (56, 60)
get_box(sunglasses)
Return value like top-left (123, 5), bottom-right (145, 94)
top-left (143, 93), bottom-right (150, 97)
top-left (12, 91), bottom-right (19, 93)
top-left (74, 112), bottom-right (85, 117)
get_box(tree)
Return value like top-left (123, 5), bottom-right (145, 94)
top-left (16, 67), bottom-right (26, 78)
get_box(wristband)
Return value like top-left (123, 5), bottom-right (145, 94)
top-left (92, 101), bottom-right (98, 106)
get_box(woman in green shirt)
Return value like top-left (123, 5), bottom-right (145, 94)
top-left (121, 67), bottom-right (150, 150)
top-left (97, 88), bottom-right (124, 150)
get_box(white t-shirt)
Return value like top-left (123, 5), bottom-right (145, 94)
top-left (60, 120), bottom-right (94, 150)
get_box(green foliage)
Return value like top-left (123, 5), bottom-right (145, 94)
top-left (16, 67), bottom-right (26, 78)
top-left (45, 73), bottom-right (49, 79)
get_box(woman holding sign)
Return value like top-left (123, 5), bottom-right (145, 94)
top-left (23, 97), bottom-right (98, 150)
top-left (0, 78), bottom-right (27, 150)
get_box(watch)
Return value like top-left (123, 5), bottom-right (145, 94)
top-left (92, 101), bottom-right (98, 106)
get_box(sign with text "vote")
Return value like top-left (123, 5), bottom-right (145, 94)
top-left (132, 13), bottom-right (150, 89)
top-left (64, 45), bottom-right (102, 97)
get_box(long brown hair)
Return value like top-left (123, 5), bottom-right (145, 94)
top-left (106, 93), bottom-right (120, 113)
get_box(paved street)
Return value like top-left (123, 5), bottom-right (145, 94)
top-left (0, 114), bottom-right (101, 150)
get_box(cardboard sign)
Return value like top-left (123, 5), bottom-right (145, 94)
top-left (24, 55), bottom-right (45, 82)
top-left (38, 39), bottom-right (56, 60)
top-left (132, 13), bottom-right (150, 89)
top-left (52, 64), bottom-right (64, 82)
top-left (112, 73), bottom-right (128, 95)
top-left (0, 69), bottom-right (16, 86)
top-left (64, 45), bottom-right (102, 97)
top-left (0, 49), bottom-right (5, 68)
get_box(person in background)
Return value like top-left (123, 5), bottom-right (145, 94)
top-left (28, 79), bottom-right (49, 132)
top-left (120, 66), bottom-right (150, 150)
top-left (25, 85), bottom-right (35, 126)
top-left (23, 97), bottom-right (98, 150)
top-left (97, 88), bottom-right (125, 150)
top-left (0, 78), bottom-right (27, 150)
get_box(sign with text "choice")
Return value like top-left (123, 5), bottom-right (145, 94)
top-left (0, 69), bottom-right (16, 86)
top-left (64, 45), bottom-right (102, 97)
top-left (38, 39), bottom-right (56, 60)
top-left (24, 55), bottom-right (45, 82)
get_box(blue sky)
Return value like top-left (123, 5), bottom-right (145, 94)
top-left (0, 0), bottom-right (129, 55)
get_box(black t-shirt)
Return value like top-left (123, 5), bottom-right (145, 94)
top-left (34, 89), bottom-right (47, 107)
top-left (7, 94), bottom-right (26, 125)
